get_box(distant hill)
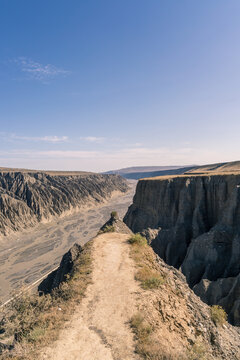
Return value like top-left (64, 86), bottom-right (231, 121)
top-left (0, 167), bottom-right (93, 176)
top-left (105, 166), bottom-right (187, 175)
top-left (105, 161), bottom-right (240, 180)
top-left (104, 166), bottom-right (195, 179)
top-left (105, 166), bottom-right (196, 180)
top-left (185, 160), bottom-right (240, 174)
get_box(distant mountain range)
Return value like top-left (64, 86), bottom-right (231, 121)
top-left (105, 161), bottom-right (240, 180)
top-left (104, 165), bottom-right (196, 179)
top-left (186, 160), bottom-right (240, 174)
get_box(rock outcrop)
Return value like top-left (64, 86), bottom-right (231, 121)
top-left (99, 211), bottom-right (133, 235)
top-left (124, 174), bottom-right (240, 325)
top-left (38, 243), bottom-right (82, 294)
top-left (193, 274), bottom-right (240, 327)
top-left (0, 171), bottom-right (128, 236)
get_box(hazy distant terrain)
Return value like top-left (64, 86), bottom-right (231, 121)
top-left (105, 166), bottom-right (187, 175)
top-left (105, 165), bottom-right (196, 179)
top-left (186, 160), bottom-right (240, 174)
top-left (106, 160), bottom-right (240, 179)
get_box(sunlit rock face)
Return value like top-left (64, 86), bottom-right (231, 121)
top-left (0, 171), bottom-right (128, 236)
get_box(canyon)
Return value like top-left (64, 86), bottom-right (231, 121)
top-left (0, 163), bottom-right (240, 359)
top-left (0, 170), bottom-right (135, 304)
top-left (0, 171), bottom-right (128, 236)
top-left (1, 215), bottom-right (240, 359)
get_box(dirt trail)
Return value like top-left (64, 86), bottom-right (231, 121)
top-left (41, 233), bottom-right (140, 360)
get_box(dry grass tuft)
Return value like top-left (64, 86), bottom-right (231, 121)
top-left (210, 305), bottom-right (227, 326)
top-left (130, 313), bottom-right (182, 360)
top-left (135, 267), bottom-right (165, 290)
top-left (128, 233), bottom-right (147, 246)
top-left (98, 225), bottom-right (115, 234)
top-left (128, 234), bottom-right (165, 290)
top-left (187, 340), bottom-right (208, 360)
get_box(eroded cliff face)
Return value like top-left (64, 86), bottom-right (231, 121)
top-left (124, 174), bottom-right (240, 325)
top-left (0, 172), bottom-right (128, 236)
top-left (38, 243), bottom-right (83, 294)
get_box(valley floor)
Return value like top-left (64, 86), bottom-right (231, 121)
top-left (40, 233), bottom-right (140, 360)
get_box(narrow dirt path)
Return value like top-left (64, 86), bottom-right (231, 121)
top-left (41, 233), bottom-right (140, 360)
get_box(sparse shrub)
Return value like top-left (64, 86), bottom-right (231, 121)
top-left (130, 314), bottom-right (178, 359)
top-left (27, 326), bottom-right (46, 343)
top-left (130, 313), bottom-right (152, 343)
top-left (100, 225), bottom-right (115, 233)
top-left (187, 340), bottom-right (208, 360)
top-left (128, 233), bottom-right (147, 246)
top-left (128, 234), bottom-right (165, 290)
top-left (210, 305), bottom-right (227, 326)
top-left (135, 266), bottom-right (165, 290)
top-left (111, 211), bottom-right (118, 218)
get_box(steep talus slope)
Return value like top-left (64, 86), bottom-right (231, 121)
top-left (124, 174), bottom-right (240, 325)
top-left (0, 171), bottom-right (128, 236)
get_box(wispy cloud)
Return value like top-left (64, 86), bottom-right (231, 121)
top-left (12, 57), bottom-right (70, 82)
top-left (4, 133), bottom-right (69, 143)
top-left (80, 136), bottom-right (105, 143)
top-left (0, 150), bottom-right (98, 159)
top-left (0, 146), bottom-right (218, 162)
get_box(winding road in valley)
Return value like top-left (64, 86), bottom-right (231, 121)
top-left (0, 181), bottom-right (136, 304)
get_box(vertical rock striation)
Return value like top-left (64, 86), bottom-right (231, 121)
top-left (124, 174), bottom-right (240, 325)
top-left (0, 171), bottom-right (128, 236)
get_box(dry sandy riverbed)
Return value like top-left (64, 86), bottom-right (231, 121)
top-left (0, 181), bottom-right (136, 304)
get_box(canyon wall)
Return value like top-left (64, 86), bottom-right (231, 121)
top-left (0, 171), bottom-right (128, 236)
top-left (124, 174), bottom-right (240, 325)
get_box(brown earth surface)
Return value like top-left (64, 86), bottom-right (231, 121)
top-left (40, 232), bottom-right (140, 360)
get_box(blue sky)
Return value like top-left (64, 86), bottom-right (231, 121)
top-left (0, 1), bottom-right (240, 171)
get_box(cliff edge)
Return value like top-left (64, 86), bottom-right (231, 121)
top-left (1, 218), bottom-right (240, 359)
top-left (124, 174), bottom-right (240, 326)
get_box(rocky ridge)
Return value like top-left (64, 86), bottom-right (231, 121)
top-left (124, 174), bottom-right (240, 326)
top-left (1, 217), bottom-right (240, 359)
top-left (38, 218), bottom-right (240, 359)
top-left (0, 171), bottom-right (128, 236)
